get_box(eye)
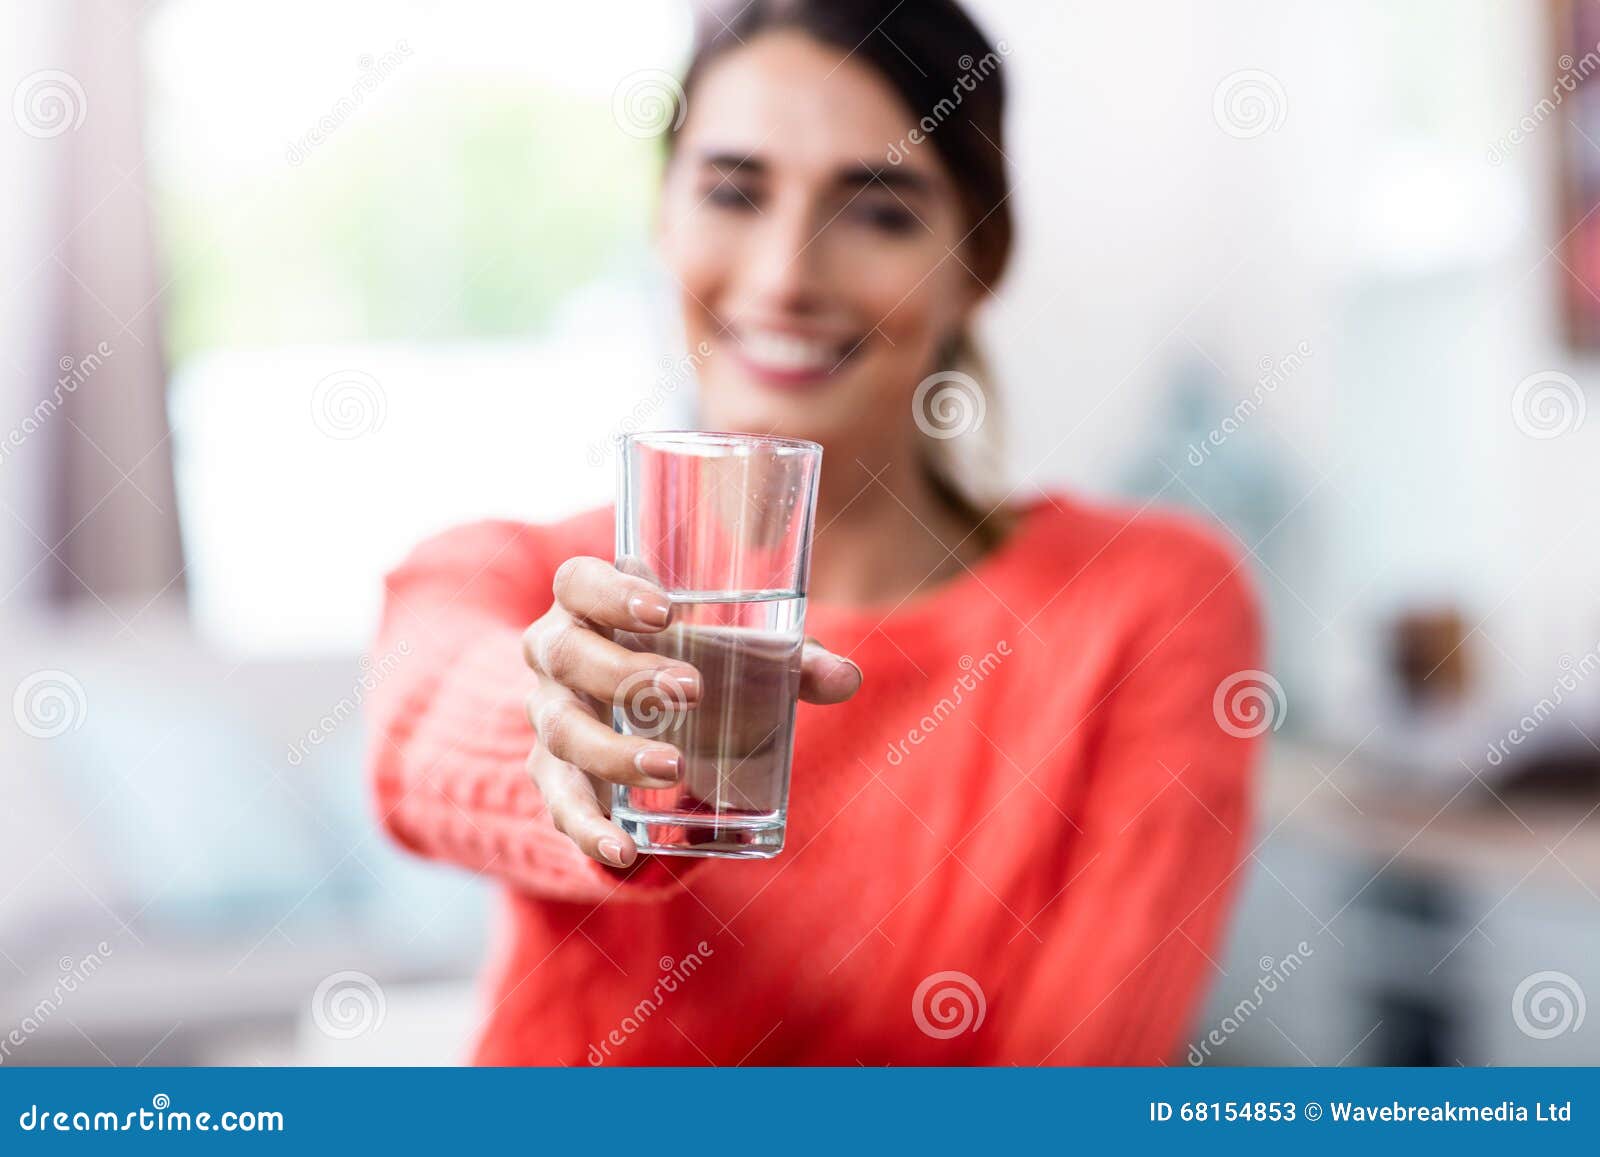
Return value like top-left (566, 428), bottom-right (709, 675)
top-left (850, 200), bottom-right (919, 235)
top-left (703, 180), bottom-right (761, 212)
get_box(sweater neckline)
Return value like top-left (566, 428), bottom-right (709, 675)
top-left (802, 491), bottom-right (1061, 634)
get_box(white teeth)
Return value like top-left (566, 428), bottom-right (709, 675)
top-left (738, 330), bottom-right (840, 373)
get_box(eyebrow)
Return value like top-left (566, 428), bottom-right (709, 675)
top-left (697, 151), bottom-right (936, 195)
top-left (700, 151), bottom-right (767, 175)
top-left (838, 163), bottom-right (933, 195)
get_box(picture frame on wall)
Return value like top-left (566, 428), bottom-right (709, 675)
top-left (1553, 0), bottom-right (1600, 347)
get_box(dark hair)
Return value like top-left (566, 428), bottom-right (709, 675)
top-left (666, 0), bottom-right (1016, 535)
top-left (669, 0), bottom-right (1013, 290)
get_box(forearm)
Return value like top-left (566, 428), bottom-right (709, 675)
top-left (365, 527), bottom-right (687, 903)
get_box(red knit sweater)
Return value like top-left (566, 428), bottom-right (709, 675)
top-left (367, 492), bottom-right (1262, 1065)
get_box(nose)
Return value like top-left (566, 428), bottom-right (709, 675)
top-left (738, 193), bottom-right (828, 315)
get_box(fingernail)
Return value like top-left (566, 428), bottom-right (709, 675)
top-left (635, 747), bottom-right (682, 780)
top-left (655, 666), bottom-right (701, 701)
top-left (828, 655), bottom-right (862, 688)
top-left (627, 592), bottom-right (672, 629)
top-left (597, 838), bottom-right (630, 867)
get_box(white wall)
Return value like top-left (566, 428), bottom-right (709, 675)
top-left (964, 0), bottom-right (1598, 721)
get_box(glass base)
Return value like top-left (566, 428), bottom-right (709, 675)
top-left (613, 806), bottom-right (786, 859)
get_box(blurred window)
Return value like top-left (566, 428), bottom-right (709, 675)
top-left (143, 0), bottom-right (690, 653)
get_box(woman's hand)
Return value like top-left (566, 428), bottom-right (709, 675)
top-left (521, 557), bottom-right (863, 868)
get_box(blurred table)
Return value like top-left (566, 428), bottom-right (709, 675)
top-left (1261, 739), bottom-right (1600, 892)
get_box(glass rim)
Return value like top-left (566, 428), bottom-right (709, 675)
top-left (622, 429), bottom-right (822, 456)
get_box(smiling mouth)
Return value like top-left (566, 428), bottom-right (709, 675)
top-left (729, 326), bottom-right (863, 384)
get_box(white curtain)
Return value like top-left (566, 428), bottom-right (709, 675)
top-left (21, 0), bottom-right (184, 606)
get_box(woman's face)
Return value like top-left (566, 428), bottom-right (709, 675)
top-left (657, 30), bottom-right (977, 451)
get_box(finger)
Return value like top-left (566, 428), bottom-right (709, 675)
top-left (526, 747), bottom-right (638, 867)
top-left (552, 556), bottom-right (674, 633)
top-left (526, 680), bottom-right (684, 787)
top-left (524, 612), bottom-right (701, 706)
top-left (798, 638), bottom-right (863, 704)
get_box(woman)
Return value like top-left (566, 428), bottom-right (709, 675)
top-left (367, 0), bottom-right (1262, 1065)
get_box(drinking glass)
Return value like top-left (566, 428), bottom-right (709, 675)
top-left (611, 430), bottom-right (823, 858)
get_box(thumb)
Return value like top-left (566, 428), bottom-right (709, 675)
top-left (798, 638), bottom-right (863, 704)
